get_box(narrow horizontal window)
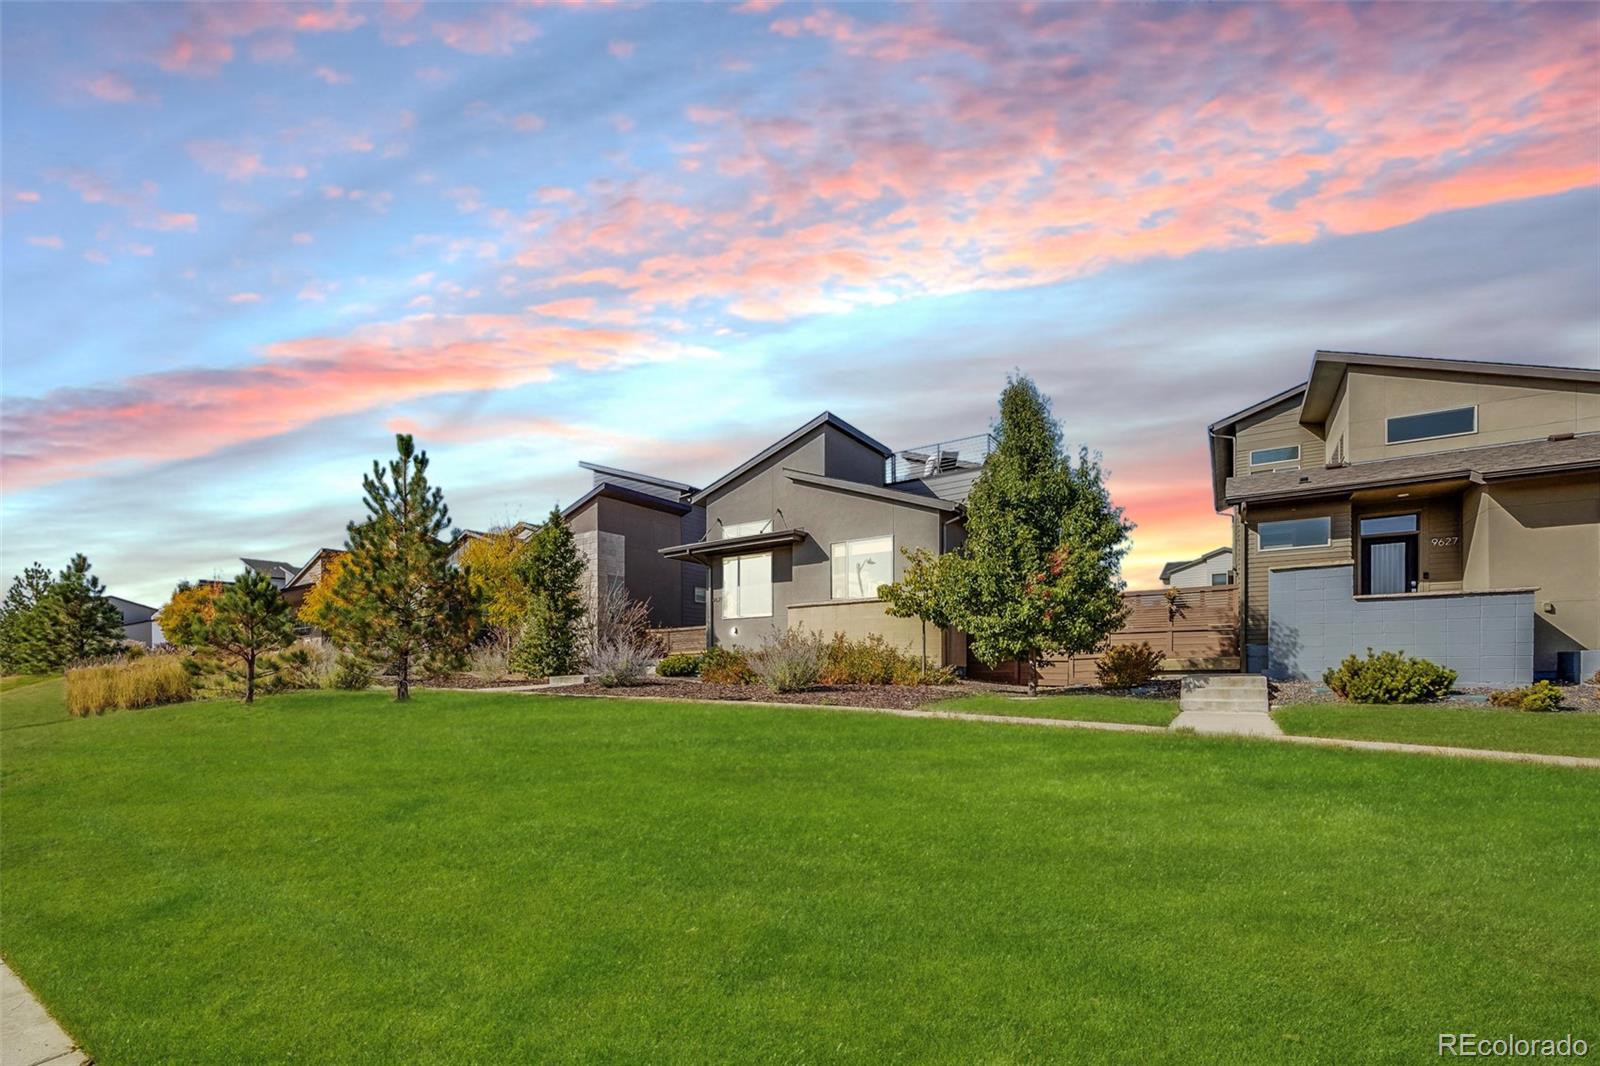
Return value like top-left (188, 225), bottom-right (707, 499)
top-left (1249, 444), bottom-right (1300, 466)
top-left (1258, 517), bottom-right (1331, 551)
top-left (1386, 406), bottom-right (1476, 444)
top-left (1210, 572), bottom-right (1230, 586)
top-left (831, 535), bottom-right (893, 598)
top-left (722, 518), bottom-right (773, 539)
top-left (1360, 514), bottom-right (1418, 536)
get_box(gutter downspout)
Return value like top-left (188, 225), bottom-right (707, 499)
top-left (1238, 501), bottom-right (1248, 674)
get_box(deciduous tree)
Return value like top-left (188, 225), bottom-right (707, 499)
top-left (879, 547), bottom-right (952, 675)
top-left (296, 555), bottom-right (361, 647)
top-left (458, 527), bottom-right (534, 631)
top-left (940, 374), bottom-right (1132, 695)
top-left (158, 581), bottom-right (224, 649)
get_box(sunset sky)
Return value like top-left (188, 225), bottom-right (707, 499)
top-left (3, 1), bottom-right (1598, 606)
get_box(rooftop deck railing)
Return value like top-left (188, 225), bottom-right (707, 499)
top-left (885, 433), bottom-right (995, 484)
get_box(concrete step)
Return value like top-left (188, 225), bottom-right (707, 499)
top-left (1171, 709), bottom-right (1283, 736)
top-left (1179, 695), bottom-right (1269, 711)
top-left (1181, 673), bottom-right (1267, 693)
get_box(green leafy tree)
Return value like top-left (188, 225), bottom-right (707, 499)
top-left (510, 507), bottom-right (586, 678)
top-left (0, 562), bottom-right (55, 673)
top-left (333, 434), bottom-right (478, 700)
top-left (207, 569), bottom-right (297, 703)
top-left (38, 554), bottom-right (126, 667)
top-left (879, 547), bottom-right (953, 675)
top-left (941, 374), bottom-right (1132, 695)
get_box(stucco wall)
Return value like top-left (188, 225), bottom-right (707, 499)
top-left (1267, 564), bottom-right (1533, 686)
top-left (786, 599), bottom-right (949, 666)
top-left (1341, 367), bottom-right (1600, 463)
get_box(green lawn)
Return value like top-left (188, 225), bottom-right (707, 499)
top-left (1274, 702), bottom-right (1600, 760)
top-left (925, 692), bottom-right (1178, 726)
top-left (0, 673), bottom-right (55, 694)
top-left (3, 681), bottom-right (1597, 1063)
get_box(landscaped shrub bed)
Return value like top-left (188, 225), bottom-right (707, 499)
top-left (1323, 649), bottom-right (1456, 704)
top-left (65, 654), bottom-right (190, 716)
top-left (1095, 642), bottom-right (1163, 688)
top-left (819, 633), bottom-right (953, 686)
top-left (699, 646), bottom-right (757, 685)
top-left (1488, 680), bottom-right (1564, 712)
top-left (655, 652), bottom-right (703, 677)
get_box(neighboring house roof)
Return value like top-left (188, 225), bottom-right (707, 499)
top-left (1223, 433), bottom-right (1600, 506)
top-left (563, 481), bottom-right (694, 519)
top-left (578, 461), bottom-right (698, 496)
top-left (106, 595), bottom-right (159, 623)
top-left (659, 528), bottom-right (807, 563)
top-left (692, 412), bottom-right (895, 505)
top-left (782, 468), bottom-right (961, 512)
top-left (241, 557), bottom-right (296, 576)
top-left (1159, 547), bottom-right (1232, 584)
top-left (283, 547), bottom-right (346, 589)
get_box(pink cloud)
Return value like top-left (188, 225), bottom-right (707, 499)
top-left (13, 190), bottom-right (41, 204)
top-left (608, 39), bottom-right (636, 59)
top-left (313, 65), bottom-right (352, 85)
top-left (228, 292), bottom-right (263, 304)
top-left (27, 235), bottom-right (64, 250)
top-left (292, 232), bottom-right (315, 245)
top-left (80, 72), bottom-right (144, 104)
top-left (1, 316), bottom-right (713, 490)
top-left (186, 140), bottom-right (308, 182)
top-left (433, 8), bottom-right (539, 55)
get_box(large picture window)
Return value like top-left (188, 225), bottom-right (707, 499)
top-left (831, 535), bottom-right (893, 598)
top-left (1386, 405), bottom-right (1476, 444)
top-left (1258, 517), bottom-right (1331, 551)
top-left (722, 552), bottom-right (772, 618)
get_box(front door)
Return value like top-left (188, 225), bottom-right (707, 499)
top-left (1361, 535), bottom-right (1417, 595)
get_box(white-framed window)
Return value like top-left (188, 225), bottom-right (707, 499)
top-left (830, 535), bottom-right (893, 599)
top-left (1386, 405), bottom-right (1476, 445)
top-left (722, 552), bottom-right (771, 618)
top-left (1249, 444), bottom-right (1300, 467)
top-left (723, 518), bottom-right (772, 539)
top-left (1258, 517), bottom-right (1331, 551)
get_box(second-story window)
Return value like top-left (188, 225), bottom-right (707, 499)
top-left (831, 535), bottom-right (893, 598)
top-left (1386, 405), bottom-right (1477, 444)
top-left (723, 518), bottom-right (772, 539)
top-left (1249, 444), bottom-right (1300, 467)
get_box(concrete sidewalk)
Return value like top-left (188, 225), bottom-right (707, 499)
top-left (1, 960), bottom-right (88, 1066)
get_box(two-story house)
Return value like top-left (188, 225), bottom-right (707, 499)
top-left (660, 413), bottom-right (986, 667)
top-left (1209, 350), bottom-right (1600, 685)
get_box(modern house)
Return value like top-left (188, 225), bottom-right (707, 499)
top-left (1209, 350), bottom-right (1600, 684)
top-left (278, 548), bottom-right (346, 617)
top-left (565, 462), bottom-right (707, 630)
top-left (660, 413), bottom-right (987, 666)
top-left (108, 595), bottom-right (164, 647)
top-left (1160, 548), bottom-right (1234, 588)
top-left (241, 558), bottom-right (298, 590)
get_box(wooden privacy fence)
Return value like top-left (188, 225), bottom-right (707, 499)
top-left (966, 584), bottom-right (1240, 687)
top-left (650, 626), bottom-right (707, 656)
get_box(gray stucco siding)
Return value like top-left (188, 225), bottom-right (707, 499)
top-left (1267, 564), bottom-right (1534, 686)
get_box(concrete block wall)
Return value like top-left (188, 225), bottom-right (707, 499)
top-left (1267, 564), bottom-right (1533, 686)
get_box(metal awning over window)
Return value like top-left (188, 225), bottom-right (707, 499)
top-left (658, 529), bottom-right (806, 564)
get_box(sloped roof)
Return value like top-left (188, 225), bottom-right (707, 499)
top-left (1224, 434), bottom-right (1600, 506)
top-left (578, 461), bottom-right (698, 495)
top-left (692, 412), bottom-right (894, 504)
top-left (563, 481), bottom-right (692, 519)
top-left (1159, 547), bottom-right (1232, 583)
top-left (782, 468), bottom-right (960, 512)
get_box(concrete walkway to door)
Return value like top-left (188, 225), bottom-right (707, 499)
top-left (1, 960), bottom-right (88, 1066)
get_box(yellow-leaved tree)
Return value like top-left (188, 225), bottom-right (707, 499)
top-left (457, 528), bottom-right (534, 632)
top-left (156, 581), bottom-right (224, 648)
top-left (297, 555), bottom-right (360, 648)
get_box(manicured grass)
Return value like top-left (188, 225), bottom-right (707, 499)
top-left (1274, 702), bottom-right (1600, 760)
top-left (0, 675), bottom-right (70, 730)
top-left (0, 673), bottom-right (55, 694)
top-left (926, 691), bottom-right (1178, 726)
top-left (3, 685), bottom-right (1598, 1063)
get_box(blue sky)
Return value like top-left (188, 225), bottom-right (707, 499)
top-left (2, 1), bottom-right (1597, 604)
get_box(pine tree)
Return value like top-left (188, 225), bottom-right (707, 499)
top-left (0, 562), bottom-right (55, 673)
top-left (879, 547), bottom-right (952, 676)
top-left (510, 507), bottom-right (586, 678)
top-left (941, 375), bottom-right (1133, 695)
top-left (38, 554), bottom-right (125, 667)
top-left (333, 434), bottom-right (478, 700)
top-left (207, 569), bottom-right (296, 703)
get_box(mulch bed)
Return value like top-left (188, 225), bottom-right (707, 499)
top-left (555, 678), bottom-right (957, 709)
top-left (418, 674), bottom-right (546, 690)
top-left (1269, 678), bottom-right (1600, 712)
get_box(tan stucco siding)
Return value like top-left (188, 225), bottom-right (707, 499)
top-left (1342, 367), bottom-right (1600, 463)
top-left (1242, 500), bottom-right (1354, 645)
top-left (1461, 472), bottom-right (1600, 672)
top-left (1233, 397), bottom-right (1326, 477)
top-left (786, 600), bottom-right (949, 666)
